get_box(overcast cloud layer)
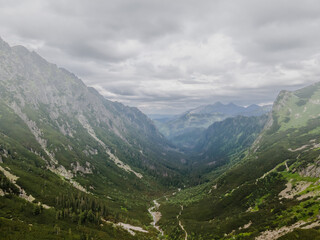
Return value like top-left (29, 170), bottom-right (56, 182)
top-left (1, 0), bottom-right (320, 114)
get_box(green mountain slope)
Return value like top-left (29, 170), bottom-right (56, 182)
top-left (159, 82), bottom-right (320, 239)
top-left (155, 103), bottom-right (271, 148)
top-left (196, 115), bottom-right (268, 164)
top-left (2, 35), bottom-right (320, 240)
top-left (0, 37), bottom-right (186, 239)
top-left (185, 115), bottom-right (268, 184)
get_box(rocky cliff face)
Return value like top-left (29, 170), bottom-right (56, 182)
top-left (0, 38), bottom-right (159, 142)
top-left (0, 37), bottom-right (189, 239)
top-left (0, 37), bottom-right (184, 192)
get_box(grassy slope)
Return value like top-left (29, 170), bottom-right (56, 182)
top-left (159, 83), bottom-right (320, 239)
top-left (0, 39), bottom-right (189, 239)
top-left (186, 115), bottom-right (268, 185)
top-left (0, 99), bottom-right (165, 239)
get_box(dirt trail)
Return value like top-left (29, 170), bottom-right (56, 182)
top-left (285, 161), bottom-right (289, 171)
top-left (177, 205), bottom-right (188, 240)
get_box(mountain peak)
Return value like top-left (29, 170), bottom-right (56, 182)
top-left (12, 45), bottom-right (48, 64)
top-left (0, 36), bottom-right (11, 51)
top-left (247, 104), bottom-right (259, 108)
top-left (227, 102), bottom-right (237, 106)
top-left (246, 104), bottom-right (260, 111)
top-left (213, 101), bottom-right (223, 106)
top-left (12, 45), bottom-right (30, 54)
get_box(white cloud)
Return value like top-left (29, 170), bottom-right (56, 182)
top-left (1, 0), bottom-right (320, 114)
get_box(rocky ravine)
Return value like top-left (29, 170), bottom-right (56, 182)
top-left (148, 200), bottom-right (164, 236)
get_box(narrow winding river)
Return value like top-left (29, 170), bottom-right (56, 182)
top-left (148, 200), bottom-right (164, 236)
top-left (149, 190), bottom-right (188, 239)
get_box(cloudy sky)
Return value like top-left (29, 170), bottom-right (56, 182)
top-left (1, 0), bottom-right (320, 114)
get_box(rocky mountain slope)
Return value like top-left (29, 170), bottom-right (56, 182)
top-left (0, 37), bottom-right (186, 239)
top-left (2, 36), bottom-right (320, 240)
top-left (154, 102), bottom-right (271, 148)
top-left (159, 82), bottom-right (320, 239)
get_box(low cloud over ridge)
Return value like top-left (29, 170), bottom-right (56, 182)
top-left (1, 0), bottom-right (320, 114)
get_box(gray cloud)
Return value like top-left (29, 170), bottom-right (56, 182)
top-left (1, 0), bottom-right (320, 114)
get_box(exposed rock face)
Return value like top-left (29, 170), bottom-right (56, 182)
top-left (8, 101), bottom-right (57, 164)
top-left (0, 166), bottom-right (35, 202)
top-left (273, 90), bottom-right (292, 112)
top-left (71, 161), bottom-right (93, 174)
top-left (299, 160), bottom-right (320, 178)
top-left (256, 220), bottom-right (320, 240)
top-left (278, 180), bottom-right (312, 199)
top-left (0, 37), bottom-right (181, 192)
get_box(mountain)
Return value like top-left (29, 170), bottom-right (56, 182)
top-left (158, 82), bottom-right (320, 239)
top-left (188, 115), bottom-right (268, 179)
top-left (196, 115), bottom-right (268, 160)
top-left (0, 37), bottom-right (186, 239)
top-left (2, 35), bottom-right (320, 240)
top-left (148, 114), bottom-right (175, 123)
top-left (154, 102), bottom-right (271, 148)
top-left (188, 102), bottom-right (244, 115)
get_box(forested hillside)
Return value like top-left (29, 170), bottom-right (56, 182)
top-left (0, 37), bottom-right (186, 239)
top-left (159, 82), bottom-right (320, 239)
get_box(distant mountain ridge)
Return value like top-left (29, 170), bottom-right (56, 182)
top-left (195, 115), bottom-right (268, 165)
top-left (186, 102), bottom-right (270, 116)
top-left (159, 81), bottom-right (320, 239)
top-left (154, 102), bottom-right (271, 148)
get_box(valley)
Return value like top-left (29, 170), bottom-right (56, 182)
top-left (1, 37), bottom-right (320, 240)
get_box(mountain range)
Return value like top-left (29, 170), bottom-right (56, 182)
top-left (1, 37), bottom-right (320, 240)
top-left (159, 82), bottom-right (320, 239)
top-left (153, 102), bottom-right (271, 148)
